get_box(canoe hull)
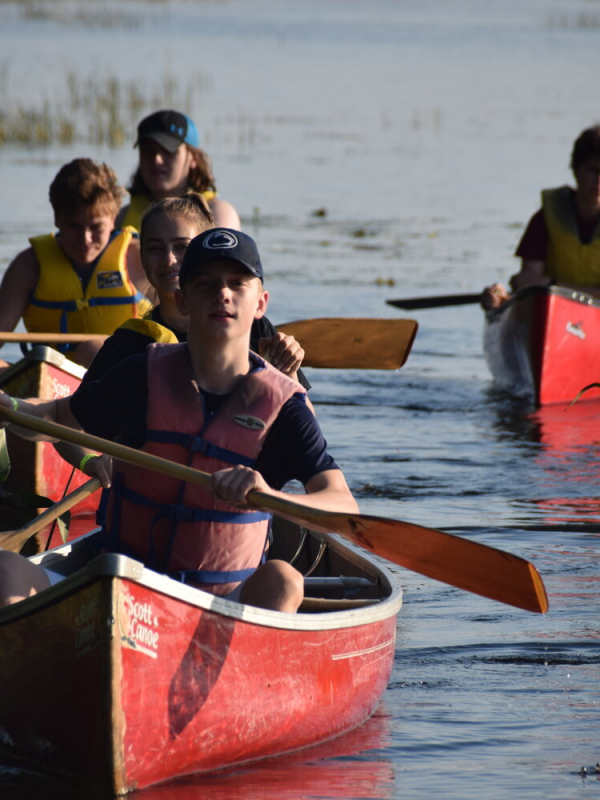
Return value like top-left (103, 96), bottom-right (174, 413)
top-left (0, 530), bottom-right (401, 794)
top-left (484, 286), bottom-right (600, 405)
top-left (0, 347), bottom-right (101, 544)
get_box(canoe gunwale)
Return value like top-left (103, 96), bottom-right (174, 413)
top-left (0, 529), bottom-right (403, 632)
top-left (0, 345), bottom-right (86, 385)
top-left (485, 284), bottom-right (600, 322)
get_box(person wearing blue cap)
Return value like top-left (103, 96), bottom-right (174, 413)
top-left (117, 109), bottom-right (241, 231)
top-left (0, 228), bottom-right (356, 613)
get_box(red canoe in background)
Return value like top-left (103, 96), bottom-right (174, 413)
top-left (0, 524), bottom-right (402, 795)
top-left (484, 285), bottom-right (600, 405)
top-left (0, 346), bottom-right (101, 545)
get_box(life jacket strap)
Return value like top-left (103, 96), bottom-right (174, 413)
top-left (120, 483), bottom-right (270, 524)
top-left (168, 567), bottom-right (257, 585)
top-left (27, 292), bottom-right (145, 351)
top-left (146, 428), bottom-right (256, 468)
top-left (28, 291), bottom-right (144, 313)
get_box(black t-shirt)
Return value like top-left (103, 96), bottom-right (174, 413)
top-left (70, 351), bottom-right (334, 490)
top-left (83, 307), bottom-right (311, 390)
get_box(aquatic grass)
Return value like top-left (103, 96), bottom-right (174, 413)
top-left (8, 0), bottom-right (166, 28)
top-left (0, 66), bottom-right (208, 147)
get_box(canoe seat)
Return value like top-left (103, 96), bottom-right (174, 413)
top-left (301, 576), bottom-right (381, 612)
top-left (303, 576), bottom-right (378, 593)
top-left (300, 596), bottom-right (380, 612)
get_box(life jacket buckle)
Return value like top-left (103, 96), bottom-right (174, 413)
top-left (169, 505), bottom-right (195, 523)
top-left (75, 298), bottom-right (90, 311)
top-left (186, 435), bottom-right (209, 455)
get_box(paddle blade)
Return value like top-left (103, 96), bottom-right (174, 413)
top-left (249, 491), bottom-right (548, 614)
top-left (386, 293), bottom-right (483, 310)
top-left (276, 318), bottom-right (418, 369)
top-left (334, 514), bottom-right (548, 614)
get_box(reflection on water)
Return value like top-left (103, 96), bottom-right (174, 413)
top-left (0, 711), bottom-right (394, 800)
top-left (521, 401), bottom-right (600, 523)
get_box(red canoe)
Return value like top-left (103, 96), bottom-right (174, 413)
top-left (0, 523), bottom-right (402, 795)
top-left (483, 285), bottom-right (600, 405)
top-left (0, 346), bottom-right (101, 544)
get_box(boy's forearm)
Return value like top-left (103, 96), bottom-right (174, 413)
top-left (0, 395), bottom-right (77, 441)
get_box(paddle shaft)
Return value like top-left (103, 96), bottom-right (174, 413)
top-left (0, 477), bottom-right (101, 552)
top-left (0, 406), bottom-right (548, 613)
top-left (386, 293), bottom-right (483, 310)
top-left (0, 332), bottom-right (100, 344)
top-left (0, 318), bottom-right (418, 370)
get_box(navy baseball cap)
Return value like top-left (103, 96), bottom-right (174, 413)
top-left (135, 109), bottom-right (200, 152)
top-left (179, 228), bottom-right (264, 285)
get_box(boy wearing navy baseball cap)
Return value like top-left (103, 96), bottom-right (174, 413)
top-left (178, 228), bottom-right (264, 286)
top-left (0, 231), bottom-right (358, 614)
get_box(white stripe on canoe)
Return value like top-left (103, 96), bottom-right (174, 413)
top-left (331, 634), bottom-right (396, 660)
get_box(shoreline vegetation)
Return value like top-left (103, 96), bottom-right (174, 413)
top-left (0, 0), bottom-right (169, 33)
top-left (0, 67), bottom-right (207, 147)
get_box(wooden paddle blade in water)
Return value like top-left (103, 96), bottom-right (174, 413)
top-left (276, 318), bottom-right (418, 369)
top-left (386, 293), bottom-right (483, 310)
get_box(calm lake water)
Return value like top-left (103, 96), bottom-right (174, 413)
top-left (1, 0), bottom-right (599, 797)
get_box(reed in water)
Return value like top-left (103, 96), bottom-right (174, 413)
top-left (0, 67), bottom-right (205, 147)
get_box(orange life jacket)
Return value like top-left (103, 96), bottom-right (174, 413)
top-left (103, 343), bottom-right (305, 594)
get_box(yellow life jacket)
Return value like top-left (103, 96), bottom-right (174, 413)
top-left (120, 195), bottom-right (152, 231)
top-left (120, 190), bottom-right (218, 231)
top-left (23, 228), bottom-right (150, 340)
top-left (119, 316), bottom-right (179, 344)
top-left (542, 186), bottom-right (600, 285)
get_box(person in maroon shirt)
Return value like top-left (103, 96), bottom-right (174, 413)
top-left (482, 125), bottom-right (600, 309)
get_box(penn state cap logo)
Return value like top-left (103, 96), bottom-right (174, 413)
top-left (203, 230), bottom-right (238, 250)
top-left (234, 414), bottom-right (266, 431)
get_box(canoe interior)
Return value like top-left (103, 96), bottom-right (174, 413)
top-left (0, 346), bottom-right (101, 550)
top-left (484, 285), bottom-right (600, 405)
top-left (0, 520), bottom-right (402, 794)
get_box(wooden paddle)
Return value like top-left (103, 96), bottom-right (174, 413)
top-left (386, 293), bottom-right (483, 310)
top-left (0, 406), bottom-right (549, 614)
top-left (0, 477), bottom-right (101, 553)
top-left (276, 318), bottom-right (417, 369)
top-left (0, 318), bottom-right (418, 370)
top-left (0, 332), bottom-right (102, 344)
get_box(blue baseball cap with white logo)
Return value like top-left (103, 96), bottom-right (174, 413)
top-left (135, 109), bottom-right (200, 152)
top-left (179, 228), bottom-right (264, 285)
